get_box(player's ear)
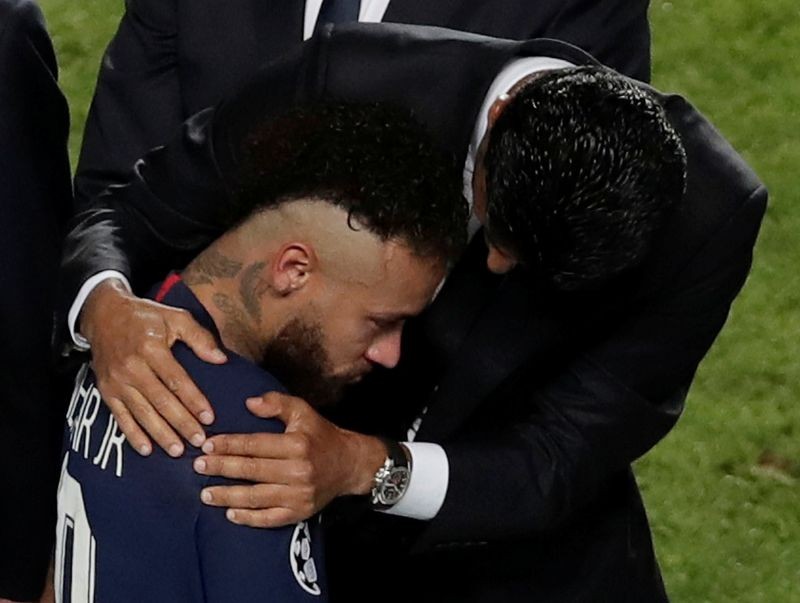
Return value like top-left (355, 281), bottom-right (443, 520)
top-left (487, 93), bottom-right (512, 128)
top-left (272, 242), bottom-right (316, 295)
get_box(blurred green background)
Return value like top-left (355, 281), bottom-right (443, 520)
top-left (37, 1), bottom-right (799, 600)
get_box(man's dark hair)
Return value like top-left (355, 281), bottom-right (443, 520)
top-left (227, 102), bottom-right (468, 262)
top-left (485, 66), bottom-right (687, 290)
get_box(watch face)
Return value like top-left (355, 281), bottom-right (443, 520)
top-left (379, 466), bottom-right (410, 505)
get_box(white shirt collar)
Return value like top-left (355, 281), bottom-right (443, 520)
top-left (304, 0), bottom-right (391, 40)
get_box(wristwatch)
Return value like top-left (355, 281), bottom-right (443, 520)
top-left (370, 439), bottom-right (412, 510)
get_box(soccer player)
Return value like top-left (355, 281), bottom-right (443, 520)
top-left (55, 102), bottom-right (467, 602)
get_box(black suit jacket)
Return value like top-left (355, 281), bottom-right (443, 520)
top-left (73, 0), bottom-right (651, 208)
top-left (0, 0), bottom-right (72, 599)
top-left (60, 25), bottom-right (766, 602)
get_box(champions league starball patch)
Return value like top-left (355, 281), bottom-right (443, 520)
top-left (290, 521), bottom-right (322, 596)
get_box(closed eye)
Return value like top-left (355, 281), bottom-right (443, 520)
top-left (370, 317), bottom-right (405, 332)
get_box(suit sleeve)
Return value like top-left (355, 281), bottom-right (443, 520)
top-left (543, 0), bottom-right (651, 82)
top-left (73, 0), bottom-right (182, 208)
top-left (0, 0), bottom-right (72, 599)
top-left (419, 185), bottom-right (767, 546)
top-left (57, 37), bottom-right (317, 346)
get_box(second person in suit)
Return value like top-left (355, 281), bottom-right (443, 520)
top-left (0, 0), bottom-right (71, 600)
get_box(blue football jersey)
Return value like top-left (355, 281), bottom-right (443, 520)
top-left (55, 278), bottom-right (327, 602)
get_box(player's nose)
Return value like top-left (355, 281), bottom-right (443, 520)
top-left (365, 329), bottom-right (402, 369)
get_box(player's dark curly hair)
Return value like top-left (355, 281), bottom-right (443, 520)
top-left (485, 66), bottom-right (687, 290)
top-left (226, 102), bottom-right (468, 262)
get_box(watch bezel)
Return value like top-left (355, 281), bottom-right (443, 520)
top-left (374, 465), bottom-right (411, 506)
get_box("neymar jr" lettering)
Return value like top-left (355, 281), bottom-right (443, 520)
top-left (65, 364), bottom-right (126, 478)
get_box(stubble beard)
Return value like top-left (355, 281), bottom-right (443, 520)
top-left (259, 317), bottom-right (361, 408)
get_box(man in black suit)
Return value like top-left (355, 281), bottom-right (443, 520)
top-left (63, 0), bottom-right (655, 452)
top-left (59, 24), bottom-right (766, 601)
top-left (73, 0), bottom-right (651, 208)
top-left (0, 0), bottom-right (72, 601)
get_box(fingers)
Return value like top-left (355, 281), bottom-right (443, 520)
top-left (87, 290), bottom-right (218, 454)
top-left (98, 366), bottom-right (206, 454)
top-left (161, 309), bottom-right (218, 424)
top-left (244, 391), bottom-right (292, 417)
top-left (96, 355), bottom-right (202, 455)
top-left (147, 345), bottom-right (214, 429)
top-left (194, 454), bottom-right (310, 484)
top-left (118, 384), bottom-right (187, 457)
top-left (245, 391), bottom-right (312, 427)
top-left (200, 485), bottom-right (313, 527)
top-left (104, 395), bottom-right (152, 456)
top-left (226, 507), bottom-right (302, 529)
top-left (194, 395), bottom-right (347, 526)
top-left (170, 310), bottom-right (227, 365)
top-left (202, 431), bottom-right (308, 459)
top-left (200, 483), bottom-right (294, 508)
top-left (136, 367), bottom-right (207, 450)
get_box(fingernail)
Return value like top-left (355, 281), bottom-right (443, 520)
top-left (226, 509), bottom-right (238, 522)
top-left (138, 443), bottom-right (152, 456)
top-left (199, 411), bottom-right (214, 425)
top-left (245, 397), bottom-right (261, 406)
top-left (168, 443), bottom-right (184, 458)
top-left (211, 349), bottom-right (227, 362)
top-left (202, 441), bottom-right (214, 454)
top-left (190, 433), bottom-right (206, 447)
top-left (201, 489), bottom-right (213, 503)
top-left (194, 458), bottom-right (207, 473)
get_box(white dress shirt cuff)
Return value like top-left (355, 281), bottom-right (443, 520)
top-left (68, 271), bottom-right (132, 350)
top-left (381, 442), bottom-right (449, 521)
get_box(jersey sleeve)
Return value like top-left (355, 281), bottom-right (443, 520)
top-left (196, 507), bottom-right (328, 602)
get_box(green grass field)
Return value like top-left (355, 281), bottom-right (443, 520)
top-left (37, 1), bottom-right (799, 600)
top-left (643, 3), bottom-right (800, 601)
